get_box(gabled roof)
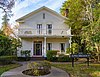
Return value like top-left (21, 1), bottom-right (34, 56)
top-left (16, 6), bottom-right (66, 22)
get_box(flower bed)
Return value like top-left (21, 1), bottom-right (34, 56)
top-left (22, 61), bottom-right (51, 76)
top-left (22, 69), bottom-right (50, 76)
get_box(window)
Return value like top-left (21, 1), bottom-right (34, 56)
top-left (37, 24), bottom-right (42, 34)
top-left (43, 13), bottom-right (45, 19)
top-left (47, 24), bottom-right (52, 34)
top-left (47, 43), bottom-right (52, 50)
top-left (60, 43), bottom-right (65, 52)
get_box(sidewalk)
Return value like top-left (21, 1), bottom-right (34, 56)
top-left (1, 62), bottom-right (69, 77)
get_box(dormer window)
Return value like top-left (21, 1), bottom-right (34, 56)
top-left (43, 13), bottom-right (45, 19)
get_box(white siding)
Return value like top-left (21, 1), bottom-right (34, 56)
top-left (47, 38), bottom-right (69, 53)
top-left (21, 39), bottom-right (33, 57)
top-left (19, 10), bottom-right (69, 31)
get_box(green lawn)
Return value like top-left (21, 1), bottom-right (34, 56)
top-left (0, 63), bottom-right (21, 75)
top-left (52, 63), bottom-right (100, 77)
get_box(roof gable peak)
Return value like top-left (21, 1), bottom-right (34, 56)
top-left (16, 6), bottom-right (66, 22)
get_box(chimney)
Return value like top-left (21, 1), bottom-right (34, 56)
top-left (65, 9), bottom-right (69, 17)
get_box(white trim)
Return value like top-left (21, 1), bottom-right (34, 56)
top-left (44, 37), bottom-right (47, 57)
top-left (32, 40), bottom-right (34, 57)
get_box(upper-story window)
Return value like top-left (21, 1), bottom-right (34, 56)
top-left (47, 24), bottom-right (52, 34)
top-left (37, 24), bottom-right (42, 34)
top-left (43, 13), bottom-right (45, 19)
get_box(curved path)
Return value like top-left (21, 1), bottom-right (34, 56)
top-left (1, 62), bottom-right (69, 77)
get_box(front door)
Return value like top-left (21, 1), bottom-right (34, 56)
top-left (34, 41), bottom-right (42, 55)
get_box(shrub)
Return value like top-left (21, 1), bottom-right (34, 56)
top-left (0, 35), bottom-right (21, 56)
top-left (58, 54), bottom-right (72, 62)
top-left (17, 57), bottom-right (30, 61)
top-left (0, 56), bottom-right (16, 65)
top-left (46, 50), bottom-right (59, 61)
top-left (21, 50), bottom-right (31, 57)
top-left (40, 60), bottom-right (51, 72)
top-left (26, 61), bottom-right (51, 76)
top-left (0, 35), bottom-right (12, 56)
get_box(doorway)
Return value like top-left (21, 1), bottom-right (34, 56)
top-left (34, 41), bottom-right (42, 55)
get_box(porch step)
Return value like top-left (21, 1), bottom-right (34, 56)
top-left (30, 57), bottom-right (46, 61)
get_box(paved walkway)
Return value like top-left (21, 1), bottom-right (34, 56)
top-left (1, 62), bottom-right (69, 77)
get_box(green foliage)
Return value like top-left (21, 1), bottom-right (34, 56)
top-left (27, 62), bottom-right (39, 76)
top-left (91, 17), bottom-right (100, 43)
top-left (58, 54), bottom-right (72, 62)
top-left (32, 62), bottom-right (39, 76)
top-left (91, 33), bottom-right (100, 43)
top-left (61, 0), bottom-right (86, 35)
top-left (0, 56), bottom-right (16, 65)
top-left (0, 64), bottom-right (21, 75)
top-left (17, 57), bottom-right (30, 61)
top-left (40, 60), bottom-right (51, 71)
top-left (0, 34), bottom-right (21, 56)
top-left (66, 43), bottom-right (79, 54)
top-left (71, 43), bottom-right (79, 53)
top-left (61, 0), bottom-right (100, 62)
top-left (52, 63), bottom-right (100, 77)
top-left (27, 61), bottom-right (51, 76)
top-left (0, 35), bottom-right (12, 56)
top-left (46, 50), bottom-right (59, 61)
top-left (21, 50), bottom-right (31, 57)
top-left (66, 48), bottom-right (71, 54)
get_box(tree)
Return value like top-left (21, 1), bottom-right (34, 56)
top-left (61, 0), bottom-right (90, 53)
top-left (0, 34), bottom-right (12, 56)
top-left (0, 0), bottom-right (22, 56)
top-left (0, 0), bottom-right (15, 36)
top-left (0, 0), bottom-right (22, 36)
top-left (0, 34), bottom-right (21, 56)
top-left (61, 0), bottom-right (100, 62)
top-left (82, 1), bottom-right (100, 62)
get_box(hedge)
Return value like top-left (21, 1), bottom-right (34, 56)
top-left (58, 54), bottom-right (72, 62)
top-left (0, 56), bottom-right (17, 65)
top-left (46, 50), bottom-right (59, 61)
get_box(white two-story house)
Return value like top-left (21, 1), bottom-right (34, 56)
top-left (16, 6), bottom-right (71, 57)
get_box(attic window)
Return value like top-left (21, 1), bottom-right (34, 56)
top-left (43, 13), bottom-right (45, 19)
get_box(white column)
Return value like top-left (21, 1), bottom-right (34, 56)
top-left (31, 41), bottom-right (33, 57)
top-left (69, 37), bottom-right (72, 48)
top-left (69, 27), bottom-right (72, 48)
top-left (44, 37), bottom-right (47, 57)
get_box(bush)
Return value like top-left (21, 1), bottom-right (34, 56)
top-left (40, 60), bottom-right (51, 70)
top-left (46, 50), bottom-right (59, 61)
top-left (0, 35), bottom-right (21, 56)
top-left (17, 57), bottom-right (30, 61)
top-left (26, 61), bottom-right (51, 76)
top-left (0, 56), bottom-right (16, 65)
top-left (58, 54), bottom-right (72, 62)
top-left (21, 50), bottom-right (31, 57)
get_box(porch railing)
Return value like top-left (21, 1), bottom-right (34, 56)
top-left (18, 28), bottom-right (71, 37)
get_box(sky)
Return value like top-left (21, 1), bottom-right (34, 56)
top-left (0, 0), bottom-right (66, 28)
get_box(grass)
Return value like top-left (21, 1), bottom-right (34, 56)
top-left (0, 63), bottom-right (21, 76)
top-left (52, 63), bottom-right (100, 77)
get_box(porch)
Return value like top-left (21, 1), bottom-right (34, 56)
top-left (17, 37), bottom-right (70, 57)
